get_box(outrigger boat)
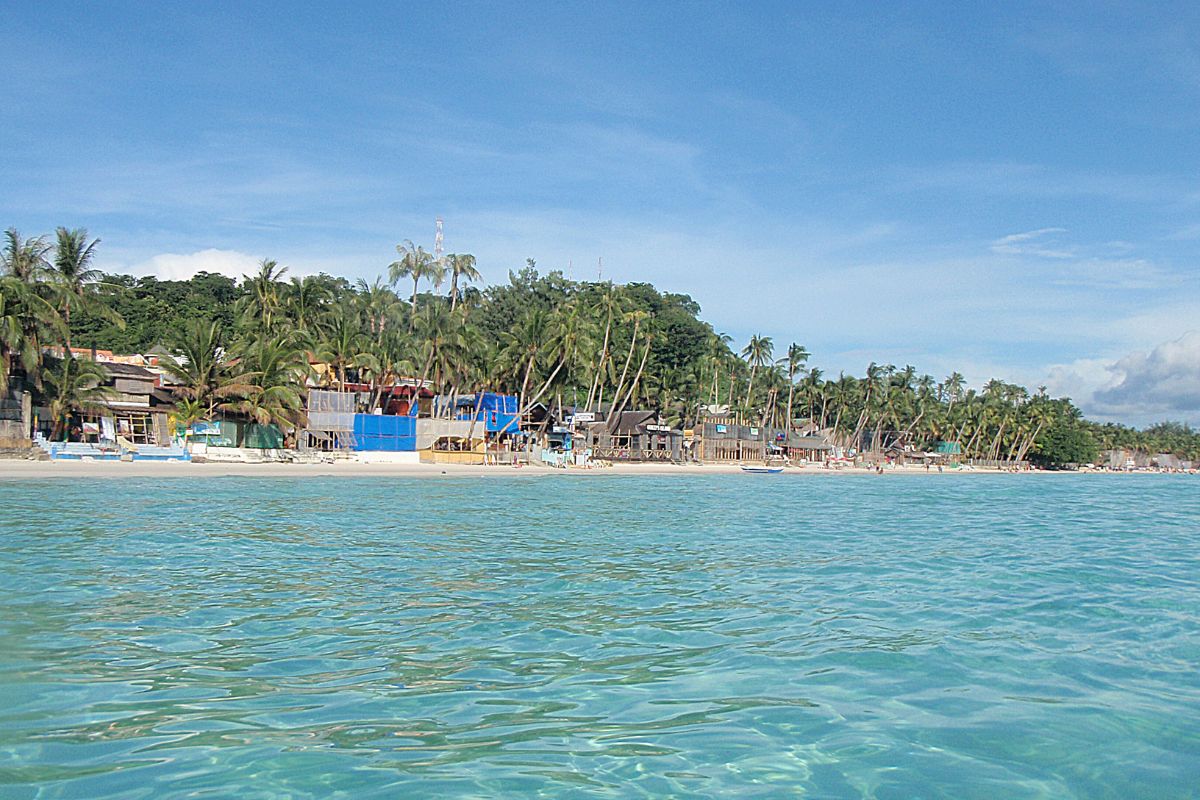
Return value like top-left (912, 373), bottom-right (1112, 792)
top-left (740, 465), bottom-right (784, 474)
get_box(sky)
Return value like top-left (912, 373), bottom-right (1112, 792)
top-left (2, 1), bottom-right (1198, 425)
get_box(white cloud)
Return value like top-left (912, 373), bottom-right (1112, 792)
top-left (1094, 331), bottom-right (1200, 422)
top-left (130, 249), bottom-right (262, 281)
top-left (1038, 332), bottom-right (1200, 426)
top-left (990, 227), bottom-right (1075, 258)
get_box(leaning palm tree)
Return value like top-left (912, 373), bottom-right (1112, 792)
top-left (585, 283), bottom-right (627, 411)
top-left (388, 240), bottom-right (443, 325)
top-left (42, 356), bottom-right (118, 441)
top-left (442, 253), bottom-right (480, 312)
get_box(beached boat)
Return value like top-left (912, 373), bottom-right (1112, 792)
top-left (740, 465), bottom-right (784, 474)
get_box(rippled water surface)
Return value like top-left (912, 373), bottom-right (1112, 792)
top-left (1, 474), bottom-right (1198, 798)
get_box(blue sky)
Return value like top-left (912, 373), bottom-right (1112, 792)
top-left (3, 2), bottom-right (1199, 424)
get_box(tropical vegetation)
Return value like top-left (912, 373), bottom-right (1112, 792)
top-left (3, 225), bottom-right (1198, 465)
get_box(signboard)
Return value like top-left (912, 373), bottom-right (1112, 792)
top-left (571, 412), bottom-right (595, 424)
top-left (715, 424), bottom-right (728, 433)
top-left (192, 421), bottom-right (221, 435)
top-left (646, 424), bottom-right (671, 432)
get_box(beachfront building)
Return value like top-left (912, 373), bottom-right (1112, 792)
top-left (696, 415), bottom-right (767, 463)
top-left (26, 358), bottom-right (190, 461)
top-left (436, 392), bottom-right (522, 464)
top-left (298, 386), bottom-right (419, 461)
top-left (581, 410), bottom-right (684, 463)
top-left (695, 412), bottom-right (834, 465)
top-left (296, 388), bottom-right (521, 465)
top-left (31, 361), bottom-right (175, 447)
top-left (785, 433), bottom-right (833, 463)
top-left (0, 387), bottom-right (32, 451)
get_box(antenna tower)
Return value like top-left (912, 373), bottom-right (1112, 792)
top-left (434, 217), bottom-right (444, 258)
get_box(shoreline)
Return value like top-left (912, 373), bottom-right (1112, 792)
top-left (0, 459), bottom-right (1184, 480)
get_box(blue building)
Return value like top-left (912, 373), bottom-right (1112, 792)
top-left (441, 393), bottom-right (521, 435)
top-left (351, 413), bottom-right (417, 452)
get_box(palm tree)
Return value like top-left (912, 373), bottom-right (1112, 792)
top-left (316, 303), bottom-right (368, 390)
top-left (239, 259), bottom-right (288, 332)
top-left (415, 301), bottom-right (467, 392)
top-left (42, 356), bottom-right (118, 441)
top-left (497, 306), bottom-right (550, 409)
top-left (225, 335), bottom-right (312, 431)
top-left (52, 227), bottom-right (122, 349)
top-left (608, 309), bottom-right (648, 417)
top-left (2, 229), bottom-right (51, 284)
top-left (388, 240), bottom-right (443, 324)
top-left (286, 275), bottom-right (332, 336)
top-left (0, 280), bottom-right (40, 392)
top-left (0, 273), bottom-right (64, 391)
top-left (943, 372), bottom-right (966, 411)
top-left (355, 277), bottom-right (400, 336)
top-left (356, 322), bottom-right (415, 412)
top-left (169, 398), bottom-right (207, 450)
top-left (585, 283), bottom-right (626, 411)
top-left (778, 343), bottom-right (809, 432)
top-left (443, 253), bottom-right (480, 311)
top-left (740, 334), bottom-right (774, 412)
top-left (159, 319), bottom-right (251, 418)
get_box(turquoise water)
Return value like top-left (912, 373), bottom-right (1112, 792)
top-left (1, 474), bottom-right (1197, 799)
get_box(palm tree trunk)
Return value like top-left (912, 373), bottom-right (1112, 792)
top-left (519, 353), bottom-right (536, 417)
top-left (609, 321), bottom-right (640, 417)
top-left (610, 340), bottom-right (652, 424)
top-left (784, 383), bottom-right (795, 433)
top-left (516, 358), bottom-right (567, 418)
top-left (586, 317), bottom-right (613, 411)
top-left (410, 277), bottom-right (419, 328)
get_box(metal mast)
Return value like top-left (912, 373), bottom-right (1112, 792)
top-left (434, 217), bottom-right (444, 258)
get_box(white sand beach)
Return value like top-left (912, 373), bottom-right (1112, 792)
top-left (0, 458), bottom-right (1055, 480)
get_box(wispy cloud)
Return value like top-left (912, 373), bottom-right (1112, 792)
top-left (990, 228), bottom-right (1073, 258)
top-left (887, 161), bottom-right (1195, 205)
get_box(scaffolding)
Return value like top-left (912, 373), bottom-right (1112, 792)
top-left (303, 389), bottom-right (356, 452)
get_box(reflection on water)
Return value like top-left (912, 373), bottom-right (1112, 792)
top-left (1, 474), bottom-right (1198, 798)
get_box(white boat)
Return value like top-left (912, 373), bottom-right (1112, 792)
top-left (740, 465), bottom-right (784, 474)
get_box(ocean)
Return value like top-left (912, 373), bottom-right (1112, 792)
top-left (1, 474), bottom-right (1197, 798)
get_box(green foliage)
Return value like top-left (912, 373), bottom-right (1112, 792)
top-left (6, 224), bottom-right (1200, 462)
top-left (1031, 421), bottom-right (1101, 468)
top-left (70, 272), bottom-right (240, 352)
